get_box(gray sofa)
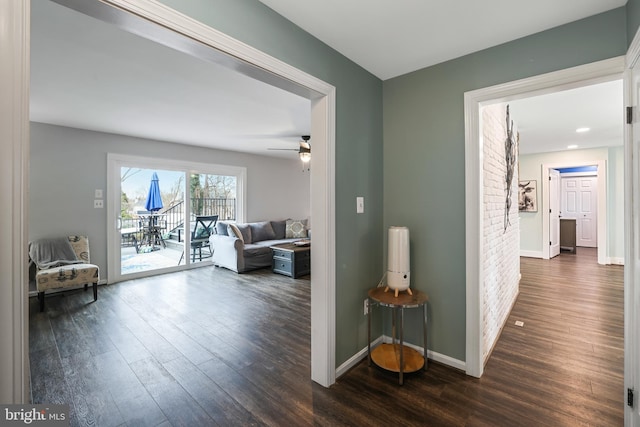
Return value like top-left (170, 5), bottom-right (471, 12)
top-left (210, 219), bottom-right (308, 273)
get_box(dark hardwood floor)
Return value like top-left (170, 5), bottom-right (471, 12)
top-left (29, 248), bottom-right (623, 426)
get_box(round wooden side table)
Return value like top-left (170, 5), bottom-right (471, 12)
top-left (367, 287), bottom-right (428, 385)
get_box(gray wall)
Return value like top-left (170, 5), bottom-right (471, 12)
top-left (156, 0), bottom-right (385, 366)
top-left (383, 8), bottom-right (628, 361)
top-left (629, 0), bottom-right (640, 46)
top-left (30, 122), bottom-right (311, 279)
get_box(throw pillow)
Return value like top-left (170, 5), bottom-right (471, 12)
top-left (228, 223), bottom-right (244, 242)
top-left (250, 221), bottom-right (276, 242)
top-left (270, 220), bottom-right (287, 239)
top-left (194, 226), bottom-right (210, 239)
top-left (285, 219), bottom-right (307, 238)
top-left (216, 221), bottom-right (229, 236)
top-left (235, 223), bottom-right (252, 243)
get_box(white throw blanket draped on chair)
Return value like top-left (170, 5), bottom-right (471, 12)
top-left (29, 237), bottom-right (83, 269)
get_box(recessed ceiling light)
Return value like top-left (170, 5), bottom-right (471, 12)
top-left (576, 127), bottom-right (590, 133)
top-left (567, 144), bottom-right (579, 149)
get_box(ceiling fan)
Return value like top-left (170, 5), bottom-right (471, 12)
top-left (268, 135), bottom-right (311, 164)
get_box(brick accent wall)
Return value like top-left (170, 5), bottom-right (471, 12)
top-left (482, 103), bottom-right (520, 363)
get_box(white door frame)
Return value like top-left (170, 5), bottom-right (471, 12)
top-left (625, 27), bottom-right (640, 426)
top-left (0, 0), bottom-right (30, 403)
top-left (47, 0), bottom-right (337, 387)
top-left (541, 161), bottom-right (606, 264)
top-left (464, 56), bottom-right (624, 378)
top-left (549, 168), bottom-right (561, 258)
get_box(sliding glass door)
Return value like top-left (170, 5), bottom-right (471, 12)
top-left (119, 167), bottom-right (185, 275)
top-left (107, 154), bottom-right (246, 283)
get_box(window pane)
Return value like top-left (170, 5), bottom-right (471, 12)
top-left (120, 167), bottom-right (185, 274)
top-left (190, 173), bottom-right (236, 220)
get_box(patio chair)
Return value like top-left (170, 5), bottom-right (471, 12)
top-left (179, 215), bottom-right (218, 264)
top-left (29, 235), bottom-right (99, 311)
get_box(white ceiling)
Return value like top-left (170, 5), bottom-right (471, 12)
top-left (510, 79), bottom-right (624, 155)
top-left (30, 0), bottom-right (625, 157)
top-left (30, 0), bottom-right (312, 159)
top-left (259, 0), bottom-right (627, 81)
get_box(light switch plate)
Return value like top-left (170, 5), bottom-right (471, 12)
top-left (356, 196), bottom-right (364, 213)
top-left (95, 189), bottom-right (103, 198)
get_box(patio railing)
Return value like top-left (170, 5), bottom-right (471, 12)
top-left (121, 198), bottom-right (235, 245)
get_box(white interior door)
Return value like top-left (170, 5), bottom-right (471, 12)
top-left (549, 169), bottom-right (561, 258)
top-left (562, 176), bottom-right (597, 247)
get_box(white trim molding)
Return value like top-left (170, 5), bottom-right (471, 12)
top-left (380, 336), bottom-right (466, 371)
top-left (464, 56), bottom-right (625, 379)
top-left (336, 336), bottom-right (383, 378)
top-left (519, 250), bottom-right (543, 259)
top-left (625, 26), bottom-right (640, 427)
top-left (0, 0), bottom-right (30, 403)
top-left (338, 336), bottom-right (467, 378)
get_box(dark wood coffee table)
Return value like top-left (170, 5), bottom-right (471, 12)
top-left (270, 242), bottom-right (311, 278)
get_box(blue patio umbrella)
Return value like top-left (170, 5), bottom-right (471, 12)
top-left (144, 172), bottom-right (163, 212)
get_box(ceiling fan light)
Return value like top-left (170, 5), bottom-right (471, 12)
top-left (299, 151), bottom-right (311, 163)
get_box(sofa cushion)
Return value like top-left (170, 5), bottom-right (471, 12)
top-left (286, 219), bottom-right (307, 238)
top-left (242, 243), bottom-right (273, 257)
top-left (250, 221), bottom-right (276, 242)
top-left (270, 220), bottom-right (287, 239)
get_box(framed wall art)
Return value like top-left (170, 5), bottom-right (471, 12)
top-left (518, 180), bottom-right (537, 212)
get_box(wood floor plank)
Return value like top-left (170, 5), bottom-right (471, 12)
top-left (130, 357), bottom-right (216, 426)
top-left (59, 350), bottom-right (124, 427)
top-left (163, 356), bottom-right (262, 426)
top-left (29, 248), bottom-right (623, 426)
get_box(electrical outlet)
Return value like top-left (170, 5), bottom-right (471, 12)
top-left (515, 320), bottom-right (524, 327)
top-left (94, 200), bottom-right (104, 208)
top-left (363, 298), bottom-right (369, 315)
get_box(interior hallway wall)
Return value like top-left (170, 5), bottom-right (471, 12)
top-left (384, 8), bottom-right (627, 360)
top-left (482, 103), bottom-right (520, 363)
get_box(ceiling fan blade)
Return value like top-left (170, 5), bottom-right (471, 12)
top-left (267, 148), bottom-right (299, 151)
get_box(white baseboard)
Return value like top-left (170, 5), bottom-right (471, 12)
top-left (380, 336), bottom-right (467, 371)
top-left (608, 257), bottom-right (625, 265)
top-left (336, 335), bottom-right (466, 378)
top-left (520, 250), bottom-right (542, 258)
top-left (429, 349), bottom-right (467, 371)
top-left (336, 336), bottom-right (383, 378)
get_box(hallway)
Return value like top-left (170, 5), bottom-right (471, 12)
top-left (327, 247), bottom-right (624, 425)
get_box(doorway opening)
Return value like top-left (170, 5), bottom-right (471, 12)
top-left (541, 160), bottom-right (607, 264)
top-left (559, 169), bottom-right (598, 250)
top-left (36, 0), bottom-right (337, 387)
top-left (464, 56), bottom-right (625, 378)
